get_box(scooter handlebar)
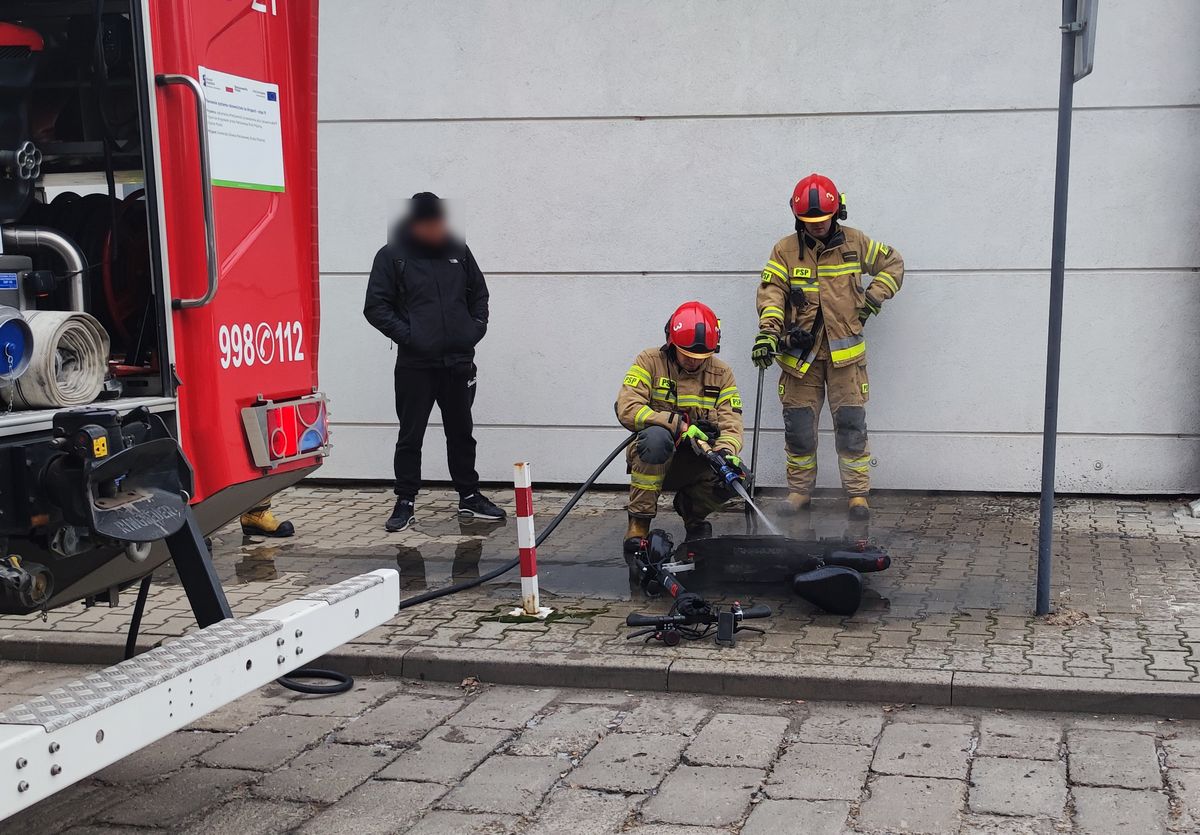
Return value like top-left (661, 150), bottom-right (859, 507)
top-left (626, 603), bottom-right (771, 628)
top-left (626, 612), bottom-right (671, 627)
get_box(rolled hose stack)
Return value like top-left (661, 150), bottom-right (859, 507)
top-left (2, 311), bottom-right (109, 409)
top-left (0, 306), bottom-right (33, 382)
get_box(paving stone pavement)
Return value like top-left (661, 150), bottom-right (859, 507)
top-left (3, 668), bottom-right (1200, 834)
top-left (1, 486), bottom-right (1199, 699)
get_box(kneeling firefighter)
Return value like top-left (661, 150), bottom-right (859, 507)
top-left (752, 173), bottom-right (904, 520)
top-left (616, 302), bottom-right (745, 550)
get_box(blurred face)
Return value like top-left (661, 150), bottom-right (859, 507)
top-left (677, 353), bottom-right (708, 372)
top-left (409, 216), bottom-right (449, 247)
top-left (801, 217), bottom-right (833, 238)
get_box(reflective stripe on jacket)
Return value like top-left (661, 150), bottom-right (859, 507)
top-left (755, 223), bottom-right (903, 377)
top-left (615, 347), bottom-right (744, 453)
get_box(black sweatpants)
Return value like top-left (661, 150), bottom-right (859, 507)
top-left (393, 363), bottom-right (480, 500)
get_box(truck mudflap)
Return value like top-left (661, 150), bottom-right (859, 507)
top-left (0, 568), bottom-right (401, 820)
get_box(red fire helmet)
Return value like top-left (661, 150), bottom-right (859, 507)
top-left (665, 301), bottom-right (720, 359)
top-left (791, 173), bottom-right (845, 223)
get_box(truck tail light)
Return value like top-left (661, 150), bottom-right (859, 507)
top-left (240, 394), bottom-right (329, 469)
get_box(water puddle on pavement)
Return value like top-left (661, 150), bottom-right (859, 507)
top-left (205, 497), bottom-right (894, 610)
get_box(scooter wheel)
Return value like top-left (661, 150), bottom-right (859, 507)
top-left (661, 628), bottom-right (681, 647)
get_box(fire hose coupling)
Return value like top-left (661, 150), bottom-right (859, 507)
top-left (0, 306), bottom-right (32, 382)
top-left (680, 424), bottom-right (750, 486)
top-left (0, 555), bottom-right (52, 610)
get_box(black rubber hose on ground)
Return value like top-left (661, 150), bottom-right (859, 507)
top-left (281, 431), bottom-right (635, 694)
top-left (392, 432), bottom-right (637, 611)
top-left (277, 668), bottom-right (353, 695)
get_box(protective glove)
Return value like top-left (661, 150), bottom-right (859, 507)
top-left (785, 326), bottom-right (815, 356)
top-left (720, 450), bottom-right (749, 481)
top-left (679, 421), bottom-right (710, 449)
top-left (751, 331), bottom-right (779, 369)
top-left (858, 291), bottom-right (882, 323)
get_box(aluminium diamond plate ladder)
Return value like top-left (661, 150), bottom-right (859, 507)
top-left (0, 568), bottom-right (400, 820)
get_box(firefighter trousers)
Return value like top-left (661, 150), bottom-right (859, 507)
top-left (779, 358), bottom-right (870, 497)
top-left (627, 433), bottom-right (733, 522)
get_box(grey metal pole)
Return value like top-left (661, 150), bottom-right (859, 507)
top-left (745, 366), bottom-right (767, 534)
top-left (749, 366), bottom-right (766, 500)
top-left (1036, 0), bottom-right (1080, 616)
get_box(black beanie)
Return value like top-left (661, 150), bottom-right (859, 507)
top-left (409, 192), bottom-right (444, 221)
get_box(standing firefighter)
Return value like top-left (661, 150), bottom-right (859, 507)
top-left (616, 302), bottom-right (745, 550)
top-left (752, 173), bottom-right (903, 520)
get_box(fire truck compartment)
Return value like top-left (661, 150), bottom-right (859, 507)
top-left (2, 1), bottom-right (172, 420)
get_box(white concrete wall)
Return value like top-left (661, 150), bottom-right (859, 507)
top-left (315, 0), bottom-right (1200, 493)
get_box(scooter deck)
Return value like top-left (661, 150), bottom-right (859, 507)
top-left (676, 535), bottom-right (888, 582)
top-left (675, 534), bottom-right (890, 616)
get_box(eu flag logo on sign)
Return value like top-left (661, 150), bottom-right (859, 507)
top-left (266, 91), bottom-right (277, 102)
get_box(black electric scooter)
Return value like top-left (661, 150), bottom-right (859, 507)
top-left (626, 388), bottom-right (894, 635)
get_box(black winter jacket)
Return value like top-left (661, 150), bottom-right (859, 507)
top-left (363, 231), bottom-right (490, 368)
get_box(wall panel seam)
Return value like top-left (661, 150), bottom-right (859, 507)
top-left (318, 102), bottom-right (1200, 125)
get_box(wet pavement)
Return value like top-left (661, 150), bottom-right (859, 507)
top-left (2, 485), bottom-right (1200, 688)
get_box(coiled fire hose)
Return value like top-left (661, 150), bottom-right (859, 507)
top-left (3, 311), bottom-right (109, 409)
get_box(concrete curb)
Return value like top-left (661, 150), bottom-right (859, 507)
top-left (666, 658), bottom-right (953, 705)
top-left (5, 634), bottom-right (1200, 718)
top-left (951, 672), bottom-right (1200, 718)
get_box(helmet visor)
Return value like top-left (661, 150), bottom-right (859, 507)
top-left (797, 212), bottom-right (834, 223)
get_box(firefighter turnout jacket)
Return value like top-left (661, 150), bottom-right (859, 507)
top-left (615, 347), bottom-right (744, 454)
top-left (756, 224), bottom-right (903, 377)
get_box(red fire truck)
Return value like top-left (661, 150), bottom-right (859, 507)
top-left (0, 0), bottom-right (328, 614)
top-left (0, 1), bottom-right (397, 818)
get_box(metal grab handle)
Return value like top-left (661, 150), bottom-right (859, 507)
top-left (156, 73), bottom-right (219, 310)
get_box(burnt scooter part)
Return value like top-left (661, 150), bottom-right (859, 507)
top-left (626, 529), bottom-right (771, 647)
top-left (678, 535), bottom-right (891, 616)
top-left (626, 427), bottom-right (892, 627)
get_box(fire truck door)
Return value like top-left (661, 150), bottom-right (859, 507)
top-left (144, 0), bottom-right (320, 503)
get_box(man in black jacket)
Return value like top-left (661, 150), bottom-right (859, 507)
top-left (364, 193), bottom-right (506, 531)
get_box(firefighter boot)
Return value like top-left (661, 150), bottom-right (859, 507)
top-left (673, 492), bottom-right (712, 542)
top-left (780, 493), bottom-right (812, 515)
top-left (240, 504), bottom-right (295, 538)
top-left (848, 496), bottom-right (870, 521)
top-left (623, 514), bottom-right (651, 553)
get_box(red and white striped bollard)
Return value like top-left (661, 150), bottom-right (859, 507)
top-left (512, 462), bottom-right (553, 619)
